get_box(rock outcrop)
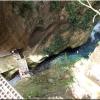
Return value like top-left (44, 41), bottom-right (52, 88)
top-left (0, 1), bottom-right (95, 55)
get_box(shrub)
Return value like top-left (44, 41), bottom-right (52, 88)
top-left (65, 2), bottom-right (95, 31)
top-left (79, 10), bottom-right (95, 30)
top-left (43, 34), bottom-right (65, 55)
top-left (65, 2), bottom-right (80, 29)
top-left (50, 1), bottom-right (61, 12)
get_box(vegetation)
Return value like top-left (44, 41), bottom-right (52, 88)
top-left (79, 10), bottom-right (95, 30)
top-left (50, 1), bottom-right (61, 12)
top-left (12, 1), bottom-right (34, 17)
top-left (97, 41), bottom-right (100, 45)
top-left (53, 53), bottom-right (82, 72)
top-left (65, 2), bottom-right (79, 29)
top-left (12, 1), bottom-right (95, 30)
top-left (19, 2), bottom-right (34, 17)
top-left (43, 34), bottom-right (65, 55)
top-left (65, 2), bottom-right (95, 31)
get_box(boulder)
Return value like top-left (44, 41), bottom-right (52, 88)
top-left (0, 55), bottom-right (18, 74)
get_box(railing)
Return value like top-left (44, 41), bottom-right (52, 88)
top-left (0, 74), bottom-right (23, 99)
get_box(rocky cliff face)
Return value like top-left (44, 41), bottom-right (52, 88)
top-left (0, 2), bottom-right (27, 52)
top-left (0, 1), bottom-right (96, 54)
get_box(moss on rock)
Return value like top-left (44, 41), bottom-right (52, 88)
top-left (43, 33), bottom-right (66, 55)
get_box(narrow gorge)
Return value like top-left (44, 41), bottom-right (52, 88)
top-left (0, 1), bottom-right (100, 99)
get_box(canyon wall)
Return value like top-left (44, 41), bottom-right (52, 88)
top-left (0, 1), bottom-right (96, 55)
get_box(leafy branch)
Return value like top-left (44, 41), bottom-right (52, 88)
top-left (78, 0), bottom-right (100, 23)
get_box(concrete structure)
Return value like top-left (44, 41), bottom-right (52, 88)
top-left (12, 53), bottom-right (30, 78)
